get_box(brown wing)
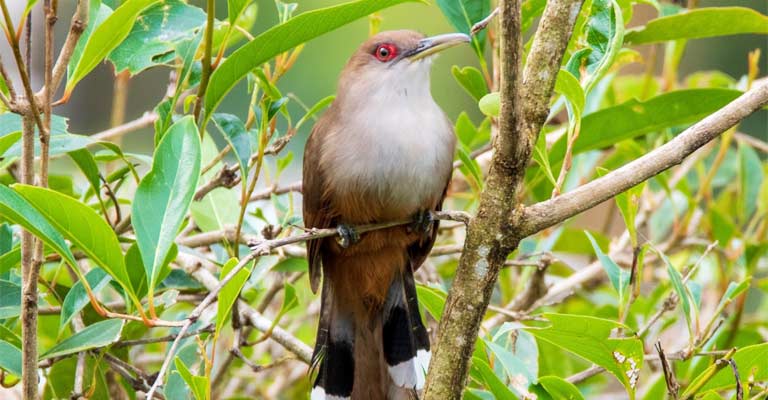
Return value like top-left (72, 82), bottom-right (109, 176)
top-left (408, 176), bottom-right (452, 270)
top-left (303, 118), bottom-right (334, 294)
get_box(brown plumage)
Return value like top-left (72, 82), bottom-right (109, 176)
top-left (303, 30), bottom-right (468, 400)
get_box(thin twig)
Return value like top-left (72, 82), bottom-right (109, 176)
top-left (471, 7), bottom-right (500, 35)
top-left (45, 0), bottom-right (88, 100)
top-left (656, 341), bottom-right (680, 399)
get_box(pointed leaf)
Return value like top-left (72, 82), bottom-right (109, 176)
top-left (212, 113), bottom-right (252, 180)
top-left (216, 258), bottom-right (255, 335)
top-left (626, 7), bottom-right (768, 44)
top-left (133, 116), bottom-right (201, 291)
top-left (59, 268), bottom-right (112, 332)
top-left (13, 185), bottom-right (135, 301)
top-left (452, 66), bottom-right (488, 101)
top-left (0, 340), bottom-right (22, 377)
top-left (41, 319), bottom-right (124, 360)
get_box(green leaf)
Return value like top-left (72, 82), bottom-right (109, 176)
top-left (228, 0), bottom-right (253, 25)
top-left (526, 313), bottom-right (643, 399)
top-left (0, 185), bottom-right (79, 269)
top-left (708, 208), bottom-right (734, 246)
top-left (522, 0), bottom-right (547, 33)
top-left (712, 279), bottom-right (750, 318)
top-left (67, 0), bottom-right (161, 93)
top-left (585, 231), bottom-right (629, 306)
top-left (68, 149), bottom-right (102, 198)
top-left (0, 247), bottom-right (21, 275)
top-left (0, 113), bottom-right (70, 137)
top-left (59, 268), bottom-right (112, 333)
top-left (548, 89), bottom-right (742, 163)
top-left (738, 141), bottom-right (763, 221)
top-left (436, 0), bottom-right (491, 53)
top-left (174, 357), bottom-right (210, 400)
top-left (0, 131), bottom-right (20, 156)
top-left (0, 340), bottom-right (22, 377)
top-left (571, 0), bottom-right (624, 94)
top-left (555, 70), bottom-right (585, 118)
top-left (13, 184), bottom-right (136, 304)
top-left (613, 179), bottom-right (645, 246)
top-left (68, 1), bottom-right (112, 83)
top-left (203, 0), bottom-right (416, 119)
top-left (4, 134), bottom-right (95, 158)
top-left (457, 144), bottom-right (484, 193)
top-left (688, 343), bottom-right (768, 394)
top-left (212, 113), bottom-right (252, 182)
top-left (133, 116), bottom-right (201, 293)
top-left (273, 257), bottom-right (307, 273)
top-left (471, 356), bottom-right (518, 399)
top-left (658, 250), bottom-right (695, 338)
top-left (478, 92), bottom-right (499, 117)
top-left (625, 7), bottom-right (768, 44)
top-left (216, 258), bottom-right (255, 335)
top-left (295, 95), bottom-right (335, 131)
top-left (190, 133), bottom-right (237, 233)
top-left (416, 285), bottom-right (447, 322)
top-left (108, 0), bottom-right (206, 75)
top-left (40, 319), bottom-right (124, 360)
top-left (484, 339), bottom-right (536, 389)
top-left (452, 65), bottom-right (488, 101)
top-left (0, 280), bottom-right (21, 319)
top-left (539, 376), bottom-right (585, 400)
top-left (532, 131), bottom-right (558, 186)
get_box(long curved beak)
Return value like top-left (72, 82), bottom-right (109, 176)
top-left (405, 33), bottom-right (471, 61)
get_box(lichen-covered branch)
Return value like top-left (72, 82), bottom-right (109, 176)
top-left (423, 0), bottom-right (584, 397)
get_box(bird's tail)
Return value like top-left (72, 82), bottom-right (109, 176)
top-left (311, 278), bottom-right (356, 400)
top-left (382, 265), bottom-right (431, 395)
top-left (311, 265), bottom-right (431, 399)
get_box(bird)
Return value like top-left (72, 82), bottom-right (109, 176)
top-left (303, 30), bottom-right (468, 400)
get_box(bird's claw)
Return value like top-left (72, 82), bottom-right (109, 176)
top-left (336, 224), bottom-right (360, 248)
top-left (408, 210), bottom-right (434, 236)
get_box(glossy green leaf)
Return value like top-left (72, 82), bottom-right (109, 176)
top-left (68, 149), bottom-right (102, 197)
top-left (228, 0), bottom-right (253, 25)
top-left (688, 343), bottom-right (768, 395)
top-left (190, 134), bottom-right (238, 232)
top-left (67, 1), bottom-right (112, 82)
top-left (478, 92), bottom-right (499, 117)
top-left (548, 89), bottom-right (742, 163)
top-left (539, 376), bottom-right (585, 400)
top-left (203, 0), bottom-right (416, 119)
top-left (416, 285), bottom-right (447, 322)
top-left (216, 258), bottom-right (255, 335)
top-left (471, 356), bottom-right (518, 399)
top-left (67, 0), bottom-right (161, 92)
top-left (0, 113), bottom-right (70, 137)
top-left (452, 65), bottom-right (488, 101)
top-left (625, 7), bottom-right (768, 44)
top-left (212, 113), bottom-right (252, 181)
top-left (133, 116), bottom-right (201, 293)
top-left (457, 144), bottom-right (484, 193)
top-left (108, 0), bottom-right (206, 75)
top-left (484, 339), bottom-right (536, 389)
top-left (526, 313), bottom-right (643, 399)
top-left (713, 279), bottom-right (750, 317)
top-left (3, 134), bottom-right (95, 158)
top-left (40, 319), bottom-right (124, 360)
top-left (0, 185), bottom-right (79, 269)
top-left (175, 357), bottom-right (210, 400)
top-left (59, 268), bottom-right (112, 333)
top-left (0, 280), bottom-right (20, 319)
top-left (0, 247), bottom-right (21, 275)
top-left (0, 340), bottom-right (21, 377)
top-left (296, 95), bottom-right (335, 131)
top-left (0, 223), bottom-right (11, 254)
top-left (13, 184), bottom-right (136, 303)
top-left (0, 131), bottom-right (20, 156)
top-left (532, 130), bottom-right (558, 186)
top-left (436, 0), bottom-right (491, 52)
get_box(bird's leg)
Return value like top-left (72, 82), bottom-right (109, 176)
top-left (336, 224), bottom-right (360, 248)
top-left (408, 209), bottom-right (433, 237)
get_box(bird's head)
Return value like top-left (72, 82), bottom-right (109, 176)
top-left (337, 30), bottom-right (470, 102)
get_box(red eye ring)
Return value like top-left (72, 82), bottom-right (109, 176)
top-left (374, 43), bottom-right (398, 62)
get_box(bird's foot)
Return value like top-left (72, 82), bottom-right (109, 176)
top-left (408, 209), bottom-right (434, 236)
top-left (336, 224), bottom-right (360, 248)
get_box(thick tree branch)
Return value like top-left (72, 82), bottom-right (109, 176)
top-left (423, 0), bottom-right (583, 397)
top-left (519, 80), bottom-right (768, 236)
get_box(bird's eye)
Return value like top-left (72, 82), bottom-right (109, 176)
top-left (374, 44), bottom-right (397, 62)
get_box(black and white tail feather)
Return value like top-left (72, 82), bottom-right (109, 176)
top-left (383, 266), bottom-right (431, 394)
top-left (310, 266), bottom-right (431, 399)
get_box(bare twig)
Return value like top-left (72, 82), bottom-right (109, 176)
top-left (471, 7), bottom-right (500, 35)
top-left (46, 0), bottom-right (88, 99)
top-left (91, 111), bottom-right (158, 142)
top-left (656, 341), bottom-right (680, 399)
top-left (519, 81), bottom-right (768, 237)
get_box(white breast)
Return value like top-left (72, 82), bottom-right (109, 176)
top-left (321, 61), bottom-right (455, 214)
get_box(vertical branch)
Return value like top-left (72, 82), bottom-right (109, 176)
top-left (20, 114), bottom-right (38, 400)
top-left (193, 0), bottom-right (215, 121)
top-left (423, 0), bottom-right (584, 397)
top-left (423, 0), bottom-right (524, 396)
